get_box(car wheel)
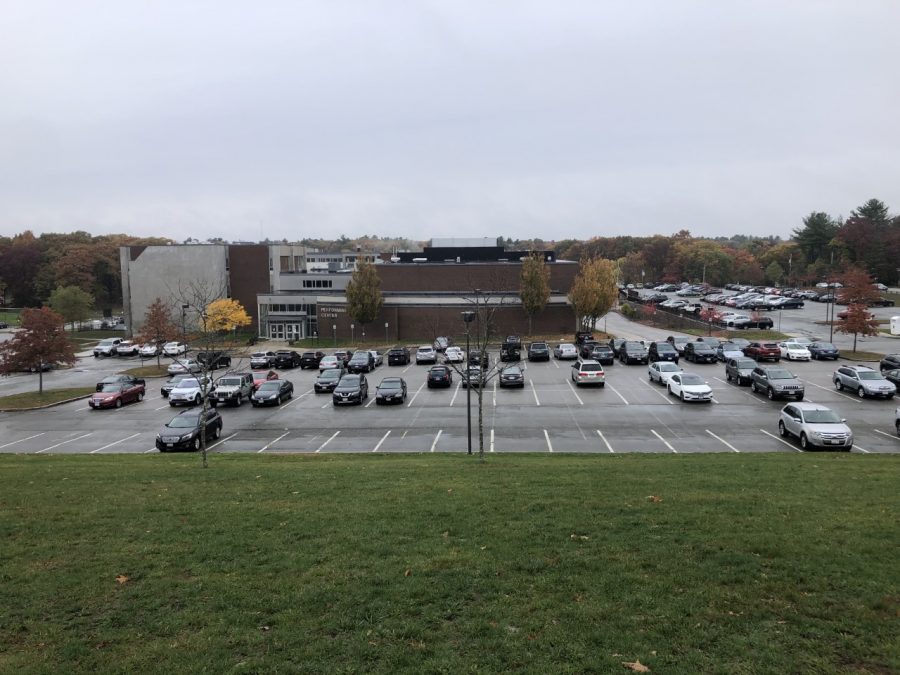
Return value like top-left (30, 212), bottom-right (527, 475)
top-left (800, 433), bottom-right (809, 450)
top-left (834, 379), bottom-right (842, 391)
top-left (275, 396), bottom-right (281, 405)
top-left (857, 387), bottom-right (866, 399)
top-left (750, 381), bottom-right (757, 393)
top-left (138, 392), bottom-right (144, 401)
top-left (193, 436), bottom-right (201, 451)
top-left (767, 388), bottom-right (775, 400)
top-left (648, 373), bottom-right (653, 382)
top-left (213, 425), bottom-right (221, 439)
top-left (778, 420), bottom-right (788, 437)
top-left (236, 395), bottom-right (242, 407)
top-left (115, 398), bottom-right (123, 408)
top-left (169, 402), bottom-right (176, 407)
top-left (726, 372), bottom-right (732, 382)
top-left (680, 392), bottom-right (685, 401)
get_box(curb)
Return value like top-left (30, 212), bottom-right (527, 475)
top-left (0, 393), bottom-right (93, 413)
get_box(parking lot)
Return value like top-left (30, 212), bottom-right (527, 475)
top-left (1, 343), bottom-right (897, 455)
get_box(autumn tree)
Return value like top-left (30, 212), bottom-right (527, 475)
top-left (837, 267), bottom-right (880, 306)
top-left (519, 252), bottom-right (551, 336)
top-left (345, 260), bottom-right (383, 342)
top-left (204, 298), bottom-right (252, 333)
top-left (136, 298), bottom-right (179, 367)
top-left (48, 285), bottom-right (94, 331)
top-left (0, 307), bottom-right (77, 393)
top-left (568, 257), bottom-right (618, 331)
top-left (835, 304), bottom-right (880, 353)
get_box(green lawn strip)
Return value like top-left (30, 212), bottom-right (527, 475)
top-left (1, 454), bottom-right (897, 673)
top-left (120, 365), bottom-right (170, 378)
top-left (839, 351), bottom-right (884, 362)
top-left (0, 387), bottom-right (95, 410)
top-left (681, 327), bottom-right (790, 341)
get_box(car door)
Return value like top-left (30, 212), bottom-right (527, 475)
top-left (782, 404), bottom-right (799, 436)
top-left (669, 374), bottom-right (681, 395)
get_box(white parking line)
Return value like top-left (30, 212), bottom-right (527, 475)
top-left (0, 432), bottom-right (45, 449)
top-left (639, 378), bottom-right (674, 405)
top-left (143, 447), bottom-right (157, 453)
top-left (36, 432), bottom-right (94, 454)
top-left (552, 359), bottom-right (559, 369)
top-left (316, 431), bottom-right (340, 453)
top-left (365, 395), bottom-right (376, 408)
top-left (490, 428), bottom-right (495, 452)
top-left (492, 381), bottom-right (497, 407)
top-left (402, 363), bottom-right (413, 373)
top-left (430, 429), bottom-right (442, 452)
top-left (407, 382), bottom-right (426, 407)
top-left (759, 428), bottom-right (802, 452)
top-left (155, 403), bottom-right (172, 411)
top-left (651, 429), bottom-right (677, 453)
top-left (90, 433), bottom-right (141, 454)
top-left (449, 381), bottom-right (461, 407)
top-left (566, 380), bottom-right (585, 405)
top-left (805, 380), bottom-right (862, 403)
top-left (596, 429), bottom-right (614, 453)
top-left (207, 432), bottom-right (238, 451)
top-left (874, 429), bottom-right (900, 442)
top-left (278, 389), bottom-right (313, 410)
top-left (606, 383), bottom-right (629, 405)
top-left (530, 380), bottom-right (541, 406)
top-left (544, 429), bottom-right (553, 452)
top-left (705, 429), bottom-right (740, 453)
top-left (373, 430), bottom-right (391, 452)
top-left (853, 444), bottom-right (870, 454)
top-left (258, 431), bottom-right (290, 453)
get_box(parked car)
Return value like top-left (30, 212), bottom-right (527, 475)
top-left (666, 335), bottom-right (691, 355)
top-left (299, 351), bottom-right (326, 369)
top-left (250, 351), bottom-right (277, 369)
top-left (139, 342), bottom-right (161, 358)
top-left (318, 355), bottom-right (341, 371)
top-left (251, 379), bottom-right (294, 406)
top-left (608, 337), bottom-right (626, 354)
top-left (387, 346), bottom-right (411, 366)
top-left (589, 344), bottom-right (615, 365)
top-left (426, 365), bottom-right (453, 388)
top-left (196, 351), bottom-right (232, 370)
top-left (0, 321), bottom-right (9, 329)
top-left (618, 341), bottom-right (649, 365)
top-left (274, 350), bottom-right (302, 369)
top-left (879, 354), bottom-right (900, 372)
top-left (500, 339), bottom-right (521, 362)
top-left (579, 340), bottom-right (600, 359)
top-left (332, 374), bottom-right (368, 405)
top-left (554, 343), bottom-right (578, 360)
top-left (444, 346), bottom-right (465, 363)
top-left (716, 342), bottom-right (745, 362)
top-left (168, 376), bottom-right (211, 407)
top-left (725, 357), bottom-right (757, 386)
top-left (778, 402), bottom-right (853, 451)
top-left (96, 374), bottom-right (145, 392)
top-left (314, 368), bottom-right (345, 393)
top-left (347, 350), bottom-right (375, 373)
top-left (667, 373), bottom-right (713, 402)
top-left (778, 342), bottom-right (811, 361)
top-left (156, 408), bottom-right (223, 452)
top-left (499, 364), bottom-right (526, 388)
top-left (93, 337), bottom-right (124, 357)
top-left (252, 370), bottom-right (279, 391)
top-left (115, 340), bottom-right (139, 357)
top-left (162, 341), bottom-right (187, 357)
top-left (368, 351), bottom-right (383, 367)
top-left (743, 342), bottom-right (781, 362)
top-left (527, 342), bottom-right (550, 361)
top-left (432, 336), bottom-right (451, 352)
top-left (89, 380), bottom-right (146, 409)
top-left (896, 407), bottom-right (900, 437)
top-left (161, 373), bottom-right (192, 397)
top-left (375, 377), bottom-right (407, 404)
top-left (808, 342), bottom-right (840, 360)
top-left (333, 350), bottom-right (352, 366)
top-left (648, 361), bottom-right (682, 386)
top-left (683, 341), bottom-right (717, 364)
top-left (574, 331), bottom-right (595, 346)
top-left (208, 372), bottom-right (253, 407)
top-left (648, 341), bottom-right (679, 364)
top-left (881, 369), bottom-right (900, 390)
top-left (833, 366), bottom-right (896, 399)
top-left (462, 365), bottom-right (482, 388)
top-left (750, 366), bottom-right (805, 400)
top-left (866, 297), bottom-right (895, 307)
top-left (571, 359), bottom-right (605, 387)
top-left (167, 359), bottom-right (203, 376)
top-left (468, 350), bottom-right (490, 367)
top-left (415, 346), bottom-right (437, 365)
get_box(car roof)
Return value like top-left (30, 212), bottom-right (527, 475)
top-left (786, 402), bottom-right (832, 411)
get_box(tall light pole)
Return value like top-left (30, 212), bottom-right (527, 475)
top-left (384, 322), bottom-right (389, 344)
top-left (461, 310), bottom-right (476, 455)
top-left (332, 324), bottom-right (337, 347)
top-left (181, 303), bottom-right (189, 340)
top-left (350, 323), bottom-right (355, 343)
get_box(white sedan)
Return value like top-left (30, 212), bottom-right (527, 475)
top-left (667, 372), bottom-right (714, 402)
top-left (318, 355), bottom-right (340, 371)
top-left (553, 343), bottom-right (578, 360)
top-left (444, 346), bottom-right (465, 363)
top-left (139, 343), bottom-right (160, 358)
top-left (163, 341), bottom-right (187, 356)
top-left (779, 342), bottom-right (811, 361)
top-left (648, 361), bottom-right (682, 386)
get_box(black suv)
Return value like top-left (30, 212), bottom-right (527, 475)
top-left (427, 365), bottom-right (453, 388)
top-left (299, 351), bottom-right (325, 369)
top-left (683, 341), bottom-right (717, 364)
top-left (527, 342), bottom-right (550, 361)
top-left (347, 350), bottom-right (375, 373)
top-left (387, 346), bottom-right (411, 366)
top-left (196, 351), bottom-right (232, 370)
top-left (274, 350), bottom-right (302, 368)
top-left (333, 374), bottom-right (368, 405)
top-left (156, 408), bottom-right (223, 452)
top-left (500, 339), bottom-right (521, 362)
top-left (725, 357), bottom-right (756, 385)
top-left (314, 367), bottom-right (344, 393)
top-left (468, 350), bottom-right (490, 367)
top-left (648, 341), bottom-right (679, 363)
top-left (589, 344), bottom-right (615, 365)
top-left (575, 331), bottom-right (594, 346)
top-left (880, 354), bottom-right (900, 372)
top-left (618, 341), bottom-right (648, 365)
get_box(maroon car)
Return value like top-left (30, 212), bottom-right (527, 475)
top-left (743, 341), bottom-right (781, 362)
top-left (89, 381), bottom-right (146, 409)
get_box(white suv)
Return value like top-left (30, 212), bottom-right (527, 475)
top-left (778, 402), bottom-right (853, 451)
top-left (571, 359), bottom-right (605, 387)
top-left (415, 346), bottom-right (437, 364)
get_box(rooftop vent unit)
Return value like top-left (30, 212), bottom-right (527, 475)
top-left (412, 257), bottom-right (427, 263)
top-left (390, 256), bottom-right (401, 263)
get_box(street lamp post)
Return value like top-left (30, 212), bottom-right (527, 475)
top-left (461, 310), bottom-right (476, 456)
top-left (332, 324), bottom-right (336, 347)
top-left (384, 322), bottom-right (389, 344)
top-left (351, 323), bottom-right (355, 343)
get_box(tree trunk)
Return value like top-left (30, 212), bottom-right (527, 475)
top-left (477, 385), bottom-right (484, 462)
top-left (853, 332), bottom-right (858, 353)
top-left (38, 368), bottom-right (43, 394)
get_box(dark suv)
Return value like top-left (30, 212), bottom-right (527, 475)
top-left (299, 351), bottom-right (325, 369)
top-left (527, 342), bottom-right (550, 361)
top-left (426, 365), bottom-right (453, 388)
top-left (649, 341), bottom-right (679, 363)
top-left (196, 351), bottom-right (233, 370)
top-left (750, 365), bottom-right (804, 400)
top-left (500, 338), bottom-right (521, 362)
top-left (725, 357), bottom-right (757, 385)
top-left (156, 408), bottom-right (223, 452)
top-left (618, 341), bottom-right (649, 365)
top-left (347, 350), bottom-right (375, 374)
top-left (683, 341), bottom-right (717, 364)
top-left (589, 344), bottom-right (615, 365)
top-left (274, 350), bottom-right (302, 369)
top-left (387, 346), bottom-right (411, 366)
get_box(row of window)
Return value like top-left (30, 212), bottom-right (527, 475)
top-left (302, 279), bottom-right (333, 288)
top-left (268, 303), bottom-right (315, 313)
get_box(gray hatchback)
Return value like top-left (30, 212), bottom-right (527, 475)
top-left (725, 357), bottom-right (756, 386)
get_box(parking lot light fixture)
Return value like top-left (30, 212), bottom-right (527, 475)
top-left (385, 322), bottom-right (389, 344)
top-left (332, 324), bottom-right (337, 347)
top-left (461, 310), bottom-right (476, 456)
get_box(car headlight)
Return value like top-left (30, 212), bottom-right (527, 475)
top-left (180, 433), bottom-right (194, 442)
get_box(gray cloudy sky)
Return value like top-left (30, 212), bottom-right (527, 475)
top-left (2, 1), bottom-right (898, 242)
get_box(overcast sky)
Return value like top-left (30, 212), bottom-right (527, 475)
top-left (1, 1), bottom-right (898, 243)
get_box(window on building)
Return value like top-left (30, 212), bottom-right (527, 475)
top-left (280, 256), bottom-right (290, 272)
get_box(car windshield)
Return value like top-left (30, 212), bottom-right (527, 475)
top-left (532, 343), bottom-right (547, 349)
top-left (276, 352), bottom-right (292, 357)
top-left (655, 344), bottom-right (676, 352)
top-left (430, 367), bottom-right (448, 374)
top-left (340, 376), bottom-right (360, 385)
top-left (735, 359), bottom-right (756, 369)
top-left (380, 380), bottom-right (403, 390)
top-left (100, 384), bottom-right (122, 392)
top-left (319, 370), bottom-right (341, 380)
top-left (658, 363), bottom-right (680, 372)
top-left (218, 378), bottom-right (241, 387)
top-left (257, 382), bottom-right (281, 391)
top-left (680, 375), bottom-right (705, 385)
top-left (251, 352), bottom-right (269, 358)
top-left (504, 367), bottom-right (522, 375)
top-left (858, 372), bottom-right (883, 381)
top-left (813, 343), bottom-right (835, 350)
top-left (787, 344), bottom-right (807, 350)
top-left (762, 343), bottom-right (778, 348)
top-left (579, 364), bottom-right (602, 372)
top-left (767, 370), bottom-right (794, 380)
top-left (176, 379), bottom-right (200, 388)
top-left (701, 338), bottom-right (721, 348)
top-left (671, 337), bottom-right (689, 344)
top-left (302, 352), bottom-right (316, 358)
top-left (167, 416), bottom-right (198, 429)
top-left (694, 344), bottom-right (714, 351)
top-left (100, 339), bottom-right (116, 346)
top-left (624, 342), bottom-right (643, 351)
top-left (803, 409), bottom-right (842, 423)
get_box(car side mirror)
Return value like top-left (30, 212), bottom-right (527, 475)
top-left (792, 417), bottom-right (801, 422)
top-left (841, 418), bottom-right (847, 423)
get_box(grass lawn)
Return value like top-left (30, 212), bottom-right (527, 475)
top-left (839, 351), bottom-right (885, 362)
top-left (1, 454), bottom-right (897, 673)
top-left (681, 327), bottom-right (790, 341)
top-left (0, 387), bottom-right (95, 410)
top-left (120, 364), bottom-right (170, 378)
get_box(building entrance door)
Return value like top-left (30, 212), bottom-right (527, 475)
top-left (269, 324), bottom-right (284, 340)
top-left (285, 323), bottom-right (304, 341)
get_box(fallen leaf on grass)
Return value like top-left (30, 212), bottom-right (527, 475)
top-left (259, 625), bottom-right (270, 632)
top-left (441, 531), bottom-right (449, 539)
top-left (115, 575), bottom-right (129, 585)
top-left (404, 568), bottom-right (412, 577)
top-left (447, 489), bottom-right (453, 495)
top-left (570, 533), bottom-right (589, 541)
top-left (622, 660), bottom-right (650, 672)
top-left (647, 495), bottom-right (662, 503)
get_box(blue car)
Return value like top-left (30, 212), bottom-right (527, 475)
top-left (808, 342), bottom-right (839, 360)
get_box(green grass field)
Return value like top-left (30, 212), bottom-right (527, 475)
top-left (0, 387), bottom-right (94, 410)
top-left (1, 454), bottom-right (897, 673)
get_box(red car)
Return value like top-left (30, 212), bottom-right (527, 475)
top-left (252, 370), bottom-right (279, 391)
top-left (742, 341), bottom-right (781, 362)
top-left (89, 381), bottom-right (146, 409)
